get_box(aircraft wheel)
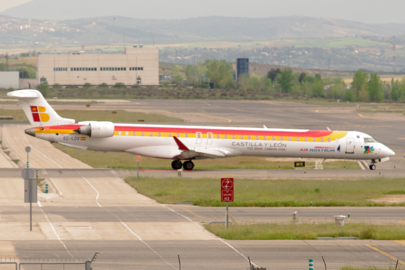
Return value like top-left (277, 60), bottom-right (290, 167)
top-left (171, 160), bottom-right (183, 170)
top-left (369, 164), bottom-right (376, 170)
top-left (183, 161), bottom-right (195, 171)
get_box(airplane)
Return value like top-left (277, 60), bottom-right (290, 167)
top-left (8, 89), bottom-right (395, 171)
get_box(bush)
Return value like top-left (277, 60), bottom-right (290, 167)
top-left (114, 82), bottom-right (126, 88)
top-left (38, 82), bottom-right (49, 97)
top-left (52, 83), bottom-right (61, 89)
top-left (98, 83), bottom-right (108, 88)
top-left (83, 83), bottom-right (92, 89)
top-left (131, 84), bottom-right (140, 89)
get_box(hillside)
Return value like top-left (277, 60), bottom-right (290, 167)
top-left (1, 15), bottom-right (405, 46)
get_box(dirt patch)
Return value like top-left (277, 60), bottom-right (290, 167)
top-left (370, 195), bottom-right (405, 204)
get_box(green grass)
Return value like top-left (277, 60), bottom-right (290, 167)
top-left (205, 223), bottom-right (405, 240)
top-left (323, 161), bottom-right (360, 170)
top-left (0, 108), bottom-right (183, 123)
top-left (124, 177), bottom-right (405, 207)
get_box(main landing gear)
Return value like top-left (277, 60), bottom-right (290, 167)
top-left (171, 160), bottom-right (195, 170)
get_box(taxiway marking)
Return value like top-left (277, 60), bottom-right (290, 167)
top-left (182, 208), bottom-right (204, 219)
top-left (365, 244), bottom-right (405, 266)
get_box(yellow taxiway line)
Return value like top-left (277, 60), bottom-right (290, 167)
top-left (182, 208), bottom-right (204, 219)
top-left (365, 244), bottom-right (405, 266)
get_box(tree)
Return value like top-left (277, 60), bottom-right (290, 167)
top-left (390, 78), bottom-right (403, 101)
top-left (98, 83), bottom-right (108, 88)
top-left (311, 79), bottom-right (324, 97)
top-left (38, 82), bottom-right (49, 97)
top-left (267, 68), bottom-right (281, 82)
top-left (314, 73), bottom-right (322, 81)
top-left (367, 73), bottom-right (383, 102)
top-left (83, 83), bottom-right (92, 89)
top-left (186, 61), bottom-right (207, 87)
top-left (205, 59), bottom-right (235, 89)
top-left (171, 65), bottom-right (184, 85)
top-left (298, 72), bottom-right (307, 84)
top-left (352, 70), bottom-right (368, 99)
top-left (276, 68), bottom-right (294, 93)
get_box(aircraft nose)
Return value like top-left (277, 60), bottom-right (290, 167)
top-left (385, 146), bottom-right (395, 156)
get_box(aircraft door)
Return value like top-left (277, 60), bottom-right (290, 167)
top-left (196, 132), bottom-right (202, 144)
top-left (345, 137), bottom-right (355, 154)
top-left (207, 132), bottom-right (213, 145)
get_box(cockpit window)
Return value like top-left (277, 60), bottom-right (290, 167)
top-left (364, 137), bottom-right (376, 143)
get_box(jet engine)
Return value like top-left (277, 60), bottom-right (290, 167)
top-left (74, 122), bottom-right (115, 138)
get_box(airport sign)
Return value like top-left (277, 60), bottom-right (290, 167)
top-left (221, 178), bottom-right (234, 202)
top-left (294, 161), bottom-right (305, 168)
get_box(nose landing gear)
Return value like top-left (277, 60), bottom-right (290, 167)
top-left (369, 160), bottom-right (377, 170)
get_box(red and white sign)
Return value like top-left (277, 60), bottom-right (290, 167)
top-left (221, 178), bottom-right (234, 202)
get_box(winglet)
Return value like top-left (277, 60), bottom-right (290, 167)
top-left (173, 136), bottom-right (189, 151)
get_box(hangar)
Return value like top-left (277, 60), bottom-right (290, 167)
top-left (37, 46), bottom-right (159, 86)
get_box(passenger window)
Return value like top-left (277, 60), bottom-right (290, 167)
top-left (264, 136), bottom-right (267, 140)
top-left (233, 135), bottom-right (235, 139)
top-left (321, 138), bottom-right (324, 142)
top-left (224, 135), bottom-right (227, 139)
top-left (186, 133), bottom-right (188, 137)
top-left (248, 135), bottom-right (251, 140)
top-left (177, 133), bottom-right (180, 137)
top-left (313, 138), bottom-right (316, 142)
top-left (280, 137), bottom-right (283, 141)
top-left (150, 132), bottom-right (153, 137)
top-left (126, 132), bottom-right (128, 136)
top-left (256, 136), bottom-right (258, 140)
top-left (118, 131), bottom-right (122, 136)
top-left (297, 137), bottom-right (300, 141)
top-left (142, 132), bottom-right (144, 136)
top-left (305, 137), bottom-right (308, 141)
top-left (272, 136), bottom-right (275, 140)
top-left (288, 137), bottom-right (291, 141)
top-left (158, 133), bottom-right (161, 137)
top-left (328, 138), bottom-right (330, 142)
top-left (241, 135), bottom-right (244, 140)
top-left (133, 132), bottom-right (136, 136)
top-left (169, 133), bottom-right (172, 137)
top-left (216, 134), bottom-right (219, 139)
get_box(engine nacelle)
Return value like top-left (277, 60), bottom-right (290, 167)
top-left (75, 122), bottom-right (115, 138)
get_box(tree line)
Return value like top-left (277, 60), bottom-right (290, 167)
top-left (178, 61), bottom-right (404, 102)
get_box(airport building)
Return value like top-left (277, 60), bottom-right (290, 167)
top-left (236, 58), bottom-right (249, 81)
top-left (37, 46), bottom-right (159, 86)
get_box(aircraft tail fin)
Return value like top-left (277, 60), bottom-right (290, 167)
top-left (7, 89), bottom-right (75, 127)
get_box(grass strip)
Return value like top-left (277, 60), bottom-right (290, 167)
top-left (124, 177), bottom-right (405, 207)
top-left (205, 223), bottom-right (405, 240)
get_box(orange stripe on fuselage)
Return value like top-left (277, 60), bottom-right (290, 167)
top-left (35, 125), bottom-right (348, 140)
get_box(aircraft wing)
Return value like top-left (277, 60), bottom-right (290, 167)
top-left (173, 136), bottom-right (225, 159)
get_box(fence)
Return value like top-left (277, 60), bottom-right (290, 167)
top-left (0, 252), bottom-right (98, 270)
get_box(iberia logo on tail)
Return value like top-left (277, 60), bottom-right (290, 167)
top-left (30, 106), bottom-right (49, 122)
